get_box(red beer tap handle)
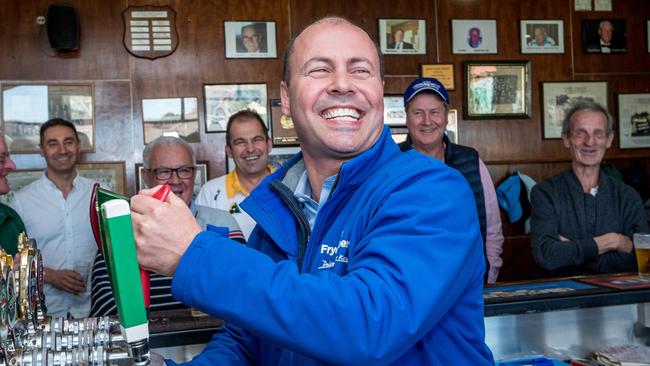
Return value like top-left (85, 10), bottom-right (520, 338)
top-left (152, 184), bottom-right (171, 201)
top-left (141, 184), bottom-right (171, 309)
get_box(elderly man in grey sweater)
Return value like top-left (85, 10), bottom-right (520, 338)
top-left (531, 101), bottom-right (648, 277)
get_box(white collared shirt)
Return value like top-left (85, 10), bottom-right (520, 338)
top-left (10, 172), bottom-right (98, 318)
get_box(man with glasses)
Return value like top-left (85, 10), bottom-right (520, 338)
top-left (0, 133), bottom-right (26, 256)
top-left (90, 136), bottom-right (244, 316)
top-left (531, 101), bottom-right (648, 276)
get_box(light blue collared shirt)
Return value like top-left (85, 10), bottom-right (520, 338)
top-left (293, 171), bottom-right (337, 230)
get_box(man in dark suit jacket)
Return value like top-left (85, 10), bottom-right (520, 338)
top-left (585, 20), bottom-right (625, 53)
top-left (388, 29), bottom-right (414, 50)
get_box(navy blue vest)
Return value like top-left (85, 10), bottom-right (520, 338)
top-left (400, 135), bottom-right (488, 278)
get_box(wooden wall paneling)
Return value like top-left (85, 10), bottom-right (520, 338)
top-left (572, 0), bottom-right (650, 74)
top-left (0, 0), bottom-right (129, 80)
top-left (288, 0), bottom-right (438, 90)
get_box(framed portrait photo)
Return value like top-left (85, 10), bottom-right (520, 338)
top-left (378, 19), bottom-right (426, 55)
top-left (270, 99), bottom-right (299, 147)
top-left (1, 84), bottom-right (95, 153)
top-left (582, 19), bottom-right (626, 53)
top-left (77, 161), bottom-right (126, 195)
top-left (541, 81), bottom-right (608, 139)
top-left (618, 93), bottom-right (650, 149)
top-left (224, 21), bottom-right (277, 59)
top-left (520, 20), bottom-right (564, 54)
top-left (203, 83), bottom-right (267, 133)
top-left (464, 61), bottom-right (531, 119)
top-left (383, 95), bottom-right (406, 126)
top-left (135, 161), bottom-right (208, 193)
top-left (420, 64), bottom-right (455, 90)
top-left (142, 97), bottom-right (199, 144)
top-left (451, 19), bottom-right (497, 54)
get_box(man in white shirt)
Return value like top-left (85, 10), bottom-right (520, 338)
top-left (11, 119), bottom-right (97, 318)
top-left (195, 110), bottom-right (273, 239)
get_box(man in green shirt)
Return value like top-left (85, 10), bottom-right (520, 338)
top-left (0, 134), bottom-right (26, 255)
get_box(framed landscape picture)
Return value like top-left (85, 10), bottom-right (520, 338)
top-left (383, 95), bottom-right (406, 126)
top-left (618, 93), bottom-right (650, 149)
top-left (204, 83), bottom-right (267, 133)
top-left (1, 84), bottom-right (95, 153)
top-left (541, 81), bottom-right (608, 139)
top-left (464, 61), bottom-right (531, 119)
top-left (142, 97), bottom-right (199, 144)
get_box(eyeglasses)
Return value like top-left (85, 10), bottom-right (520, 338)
top-left (147, 166), bottom-right (195, 180)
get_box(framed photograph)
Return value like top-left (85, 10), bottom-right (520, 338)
top-left (582, 19), bottom-right (626, 53)
top-left (224, 21), bottom-right (277, 58)
top-left (390, 127), bottom-right (409, 145)
top-left (269, 99), bottom-right (299, 147)
top-left (447, 109), bottom-right (458, 144)
top-left (420, 64), bottom-right (455, 90)
top-left (464, 61), bottom-right (531, 119)
top-left (383, 95), bottom-right (406, 126)
top-left (378, 19), bottom-right (426, 55)
top-left (618, 93), bottom-right (650, 149)
top-left (0, 169), bottom-right (42, 205)
top-left (520, 20), bottom-right (564, 54)
top-left (647, 20), bottom-right (650, 53)
top-left (541, 81), bottom-right (608, 139)
top-left (142, 97), bottom-right (199, 144)
top-left (204, 83), bottom-right (268, 133)
top-left (0, 161), bottom-right (125, 205)
top-left (77, 161), bottom-right (126, 195)
top-left (135, 160), bottom-right (209, 193)
top-left (1, 84), bottom-right (95, 153)
top-left (227, 147), bottom-right (300, 172)
top-left (451, 19), bottom-right (497, 54)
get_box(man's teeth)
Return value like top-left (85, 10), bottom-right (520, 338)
top-left (244, 156), bottom-right (259, 161)
top-left (321, 108), bottom-right (360, 120)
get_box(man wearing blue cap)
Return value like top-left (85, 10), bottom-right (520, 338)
top-left (530, 101), bottom-right (648, 276)
top-left (400, 77), bottom-right (504, 283)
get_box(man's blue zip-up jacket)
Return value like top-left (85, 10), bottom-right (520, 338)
top-left (170, 126), bottom-right (494, 365)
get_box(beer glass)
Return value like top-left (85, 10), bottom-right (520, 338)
top-left (633, 233), bottom-right (650, 277)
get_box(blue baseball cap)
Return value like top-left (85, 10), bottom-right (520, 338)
top-left (496, 174), bottom-right (522, 224)
top-left (403, 77), bottom-right (449, 106)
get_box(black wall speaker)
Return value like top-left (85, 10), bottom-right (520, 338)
top-left (46, 4), bottom-right (79, 51)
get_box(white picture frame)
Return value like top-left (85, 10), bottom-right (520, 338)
top-left (224, 21), bottom-right (277, 59)
top-left (520, 20), bottom-right (565, 54)
top-left (618, 93), bottom-right (650, 149)
top-left (383, 95), bottom-right (406, 126)
top-left (541, 81), bottom-right (608, 139)
top-left (378, 19), bottom-right (427, 55)
top-left (451, 19), bottom-right (497, 54)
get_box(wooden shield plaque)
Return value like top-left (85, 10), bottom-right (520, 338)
top-left (122, 5), bottom-right (178, 59)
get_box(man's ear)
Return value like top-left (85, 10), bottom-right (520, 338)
top-left (225, 144), bottom-right (233, 159)
top-left (280, 81), bottom-right (290, 117)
